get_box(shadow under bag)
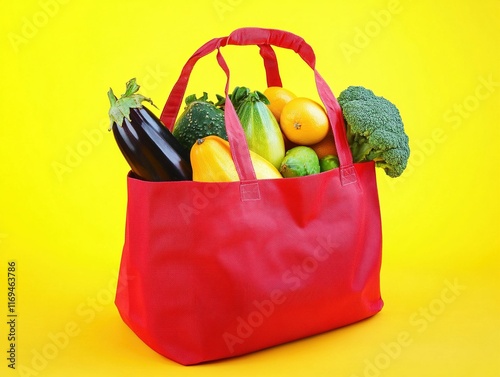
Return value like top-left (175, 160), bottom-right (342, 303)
top-left (115, 27), bottom-right (384, 365)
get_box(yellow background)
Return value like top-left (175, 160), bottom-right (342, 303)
top-left (1, 0), bottom-right (499, 376)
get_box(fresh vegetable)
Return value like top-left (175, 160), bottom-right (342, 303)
top-left (231, 87), bottom-right (285, 169)
top-left (279, 146), bottom-right (320, 178)
top-left (319, 155), bottom-right (340, 172)
top-left (172, 93), bottom-right (227, 150)
top-left (280, 97), bottom-right (330, 145)
top-left (108, 78), bottom-right (192, 181)
top-left (337, 86), bottom-right (410, 178)
top-left (190, 135), bottom-right (282, 182)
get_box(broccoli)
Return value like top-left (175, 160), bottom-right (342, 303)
top-left (337, 86), bottom-right (410, 178)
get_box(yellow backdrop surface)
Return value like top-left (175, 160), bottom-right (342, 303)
top-left (1, 0), bottom-right (499, 376)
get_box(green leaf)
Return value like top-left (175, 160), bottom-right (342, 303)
top-left (199, 92), bottom-right (209, 102)
top-left (123, 78), bottom-right (141, 97)
top-left (107, 78), bottom-right (155, 129)
top-left (185, 94), bottom-right (198, 105)
top-left (255, 90), bottom-right (270, 105)
top-left (229, 86), bottom-right (251, 111)
top-left (214, 94), bottom-right (226, 108)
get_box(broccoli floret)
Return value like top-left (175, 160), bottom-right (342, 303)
top-left (337, 86), bottom-right (410, 178)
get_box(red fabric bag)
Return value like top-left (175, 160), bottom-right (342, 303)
top-left (115, 27), bottom-right (383, 365)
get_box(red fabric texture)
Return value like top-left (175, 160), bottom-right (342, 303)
top-left (115, 27), bottom-right (384, 365)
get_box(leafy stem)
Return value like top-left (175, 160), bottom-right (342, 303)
top-left (107, 78), bottom-right (156, 130)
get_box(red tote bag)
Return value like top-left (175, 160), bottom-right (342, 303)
top-left (115, 27), bottom-right (383, 365)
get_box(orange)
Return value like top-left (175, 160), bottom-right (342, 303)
top-left (310, 129), bottom-right (337, 159)
top-left (280, 97), bottom-right (330, 145)
top-left (263, 86), bottom-right (297, 122)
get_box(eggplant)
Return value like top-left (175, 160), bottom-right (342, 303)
top-left (108, 78), bottom-right (192, 181)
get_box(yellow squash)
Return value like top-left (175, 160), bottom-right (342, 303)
top-left (190, 135), bottom-right (283, 182)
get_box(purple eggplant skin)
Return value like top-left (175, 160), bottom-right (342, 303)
top-left (111, 105), bottom-right (192, 181)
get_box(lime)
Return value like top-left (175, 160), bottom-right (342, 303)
top-left (279, 146), bottom-right (320, 178)
top-left (319, 154), bottom-right (340, 172)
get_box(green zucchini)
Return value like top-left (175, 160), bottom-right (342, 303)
top-left (233, 87), bottom-right (285, 169)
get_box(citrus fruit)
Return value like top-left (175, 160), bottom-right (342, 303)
top-left (310, 130), bottom-right (337, 159)
top-left (319, 155), bottom-right (340, 172)
top-left (280, 97), bottom-right (330, 145)
top-left (279, 146), bottom-right (320, 178)
top-left (263, 86), bottom-right (297, 121)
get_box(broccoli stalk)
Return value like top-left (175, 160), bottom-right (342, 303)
top-left (337, 86), bottom-right (410, 178)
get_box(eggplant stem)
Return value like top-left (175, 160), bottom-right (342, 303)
top-left (107, 78), bottom-right (155, 130)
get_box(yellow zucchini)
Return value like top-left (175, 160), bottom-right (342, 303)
top-left (190, 135), bottom-right (282, 182)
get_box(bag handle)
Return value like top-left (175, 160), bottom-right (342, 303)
top-left (258, 43), bottom-right (283, 88)
top-left (215, 49), bottom-right (260, 189)
top-left (160, 27), bottom-right (357, 195)
top-left (160, 38), bottom-right (282, 129)
top-left (220, 28), bottom-right (354, 172)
